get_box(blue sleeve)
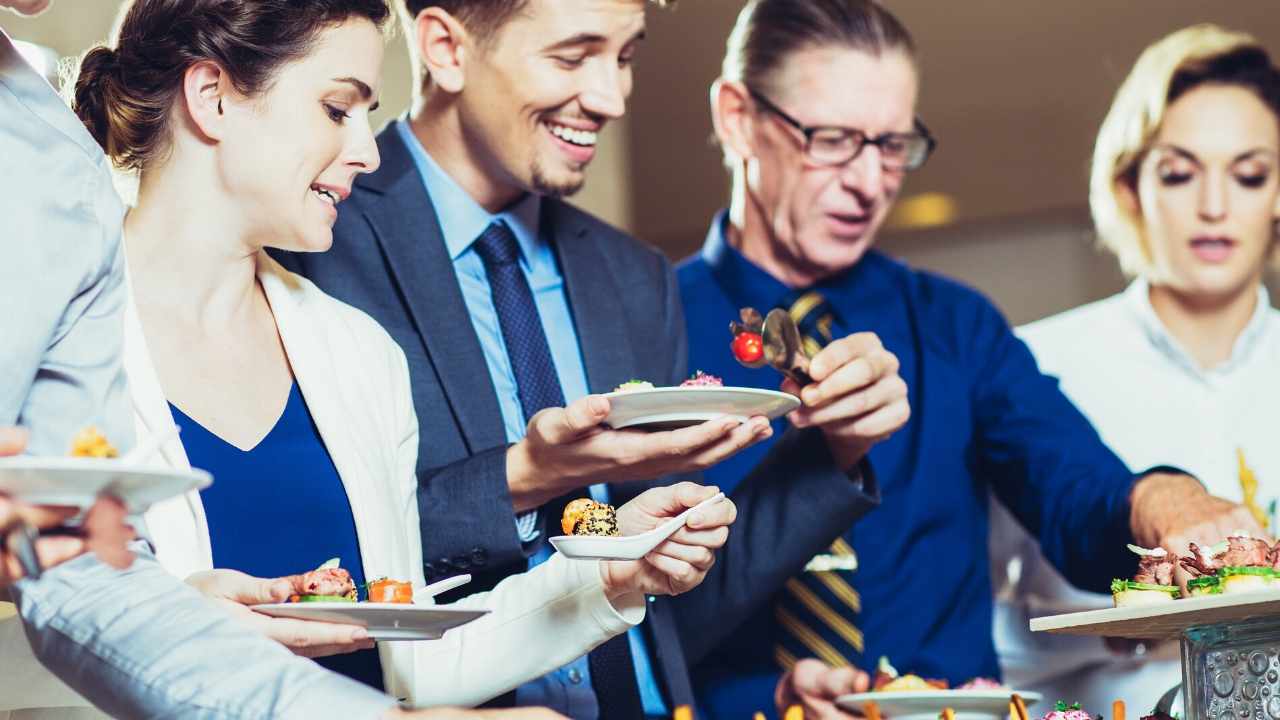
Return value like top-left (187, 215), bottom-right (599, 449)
top-left (968, 297), bottom-right (1138, 593)
top-left (13, 548), bottom-right (396, 720)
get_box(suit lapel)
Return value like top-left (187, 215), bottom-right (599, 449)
top-left (360, 127), bottom-right (507, 452)
top-left (548, 202), bottom-right (637, 394)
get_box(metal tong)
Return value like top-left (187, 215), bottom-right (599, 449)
top-left (729, 307), bottom-right (813, 386)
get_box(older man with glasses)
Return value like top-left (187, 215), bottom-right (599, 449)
top-left (673, 2), bottom-right (1261, 719)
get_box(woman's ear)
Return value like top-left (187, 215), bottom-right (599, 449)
top-left (416, 7), bottom-right (470, 94)
top-left (711, 78), bottom-right (757, 164)
top-left (181, 60), bottom-right (229, 143)
top-left (1115, 175), bottom-right (1141, 218)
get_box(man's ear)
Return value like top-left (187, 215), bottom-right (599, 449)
top-left (711, 78), bottom-right (757, 164)
top-left (181, 60), bottom-right (230, 143)
top-left (416, 7), bottom-right (470, 94)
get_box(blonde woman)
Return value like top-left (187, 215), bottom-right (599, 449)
top-left (992, 24), bottom-right (1280, 711)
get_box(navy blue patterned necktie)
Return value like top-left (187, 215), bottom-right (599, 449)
top-left (472, 220), bottom-right (645, 720)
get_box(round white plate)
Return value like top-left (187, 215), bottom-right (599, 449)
top-left (836, 690), bottom-right (1042, 720)
top-left (253, 603), bottom-right (489, 641)
top-left (549, 492), bottom-right (725, 561)
top-left (0, 456), bottom-right (211, 511)
top-left (604, 386), bottom-right (799, 430)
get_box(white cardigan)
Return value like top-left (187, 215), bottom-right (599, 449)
top-left (1, 255), bottom-right (643, 715)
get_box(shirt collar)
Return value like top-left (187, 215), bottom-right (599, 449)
top-left (395, 119), bottom-right (542, 264)
top-left (1124, 276), bottom-right (1272, 378)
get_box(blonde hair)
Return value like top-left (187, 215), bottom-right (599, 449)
top-left (1090, 24), bottom-right (1274, 278)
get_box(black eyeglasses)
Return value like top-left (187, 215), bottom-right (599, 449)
top-left (748, 88), bottom-right (937, 171)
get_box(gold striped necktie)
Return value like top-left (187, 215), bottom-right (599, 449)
top-left (774, 290), bottom-right (864, 671)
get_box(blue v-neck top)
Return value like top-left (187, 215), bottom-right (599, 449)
top-left (171, 382), bottom-right (384, 690)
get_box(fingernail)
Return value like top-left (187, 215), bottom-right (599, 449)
top-left (353, 628), bottom-right (370, 640)
top-left (589, 396), bottom-right (609, 414)
top-left (689, 512), bottom-right (705, 526)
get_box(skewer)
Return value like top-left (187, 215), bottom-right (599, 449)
top-left (1011, 693), bottom-right (1030, 720)
top-left (865, 700), bottom-right (883, 720)
top-left (1112, 700), bottom-right (1125, 720)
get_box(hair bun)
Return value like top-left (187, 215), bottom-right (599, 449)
top-left (72, 46), bottom-right (123, 157)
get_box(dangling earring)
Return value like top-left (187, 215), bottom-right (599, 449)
top-left (217, 98), bottom-right (223, 114)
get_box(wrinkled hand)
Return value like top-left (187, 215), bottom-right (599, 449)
top-left (1, 427), bottom-right (134, 587)
top-left (782, 333), bottom-right (909, 471)
top-left (1130, 472), bottom-right (1268, 589)
top-left (775, 658), bottom-right (869, 719)
top-left (599, 482), bottom-right (737, 599)
top-left (186, 568), bottom-right (374, 658)
top-left (507, 395), bottom-right (771, 511)
top-left (386, 708), bottom-right (568, 719)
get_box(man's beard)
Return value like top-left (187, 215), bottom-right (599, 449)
top-left (530, 159), bottom-right (585, 198)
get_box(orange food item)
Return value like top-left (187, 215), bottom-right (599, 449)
top-left (69, 427), bottom-right (118, 458)
top-left (367, 579), bottom-right (413, 604)
top-left (562, 498), bottom-right (598, 535)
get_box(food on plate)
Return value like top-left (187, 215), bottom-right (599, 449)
top-left (729, 308), bottom-right (768, 369)
top-left (1112, 699), bottom-right (1125, 720)
top-left (956, 677), bottom-right (1005, 690)
top-left (289, 558), bottom-right (357, 603)
top-left (871, 656), bottom-right (948, 692)
top-left (680, 371), bottom-right (723, 387)
top-left (367, 578), bottom-right (413, 604)
top-left (1181, 532), bottom-right (1276, 593)
top-left (1111, 544), bottom-right (1180, 607)
top-left (1187, 575), bottom-right (1223, 596)
top-left (613, 379), bottom-right (656, 392)
top-left (1138, 711), bottom-right (1176, 720)
top-left (560, 498), bottom-right (620, 537)
top-left (69, 426), bottom-right (118, 458)
top-left (1041, 701), bottom-right (1093, 720)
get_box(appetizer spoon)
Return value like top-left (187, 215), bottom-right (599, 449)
top-left (122, 425), bottom-right (181, 464)
top-left (413, 573), bottom-right (471, 604)
top-left (762, 309), bottom-right (813, 386)
top-left (549, 492), bottom-right (726, 561)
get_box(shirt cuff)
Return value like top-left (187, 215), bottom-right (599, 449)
top-left (558, 553), bottom-right (647, 632)
top-left (515, 509), bottom-right (541, 543)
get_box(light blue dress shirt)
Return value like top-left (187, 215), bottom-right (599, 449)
top-left (396, 120), bottom-right (667, 718)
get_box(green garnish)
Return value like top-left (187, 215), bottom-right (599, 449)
top-left (1217, 566), bottom-right (1274, 578)
top-left (1111, 579), bottom-right (1180, 595)
top-left (1055, 702), bottom-right (1082, 712)
top-left (1187, 577), bottom-right (1223, 595)
top-left (294, 594), bottom-right (355, 603)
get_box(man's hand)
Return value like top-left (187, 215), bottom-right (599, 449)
top-left (782, 332), bottom-right (909, 471)
top-left (506, 395), bottom-right (771, 511)
top-left (385, 708), bottom-right (567, 719)
top-left (1, 427), bottom-right (134, 587)
top-left (775, 658), bottom-right (869, 720)
top-left (186, 569), bottom-right (375, 658)
top-left (599, 482), bottom-right (737, 600)
top-left (1130, 472), bottom-right (1267, 587)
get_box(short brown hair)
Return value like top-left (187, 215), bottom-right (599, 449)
top-left (402, 0), bottom-right (671, 48)
top-left (73, 0), bottom-right (392, 172)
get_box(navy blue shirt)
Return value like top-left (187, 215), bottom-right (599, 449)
top-left (678, 213), bottom-right (1139, 719)
top-left (173, 382), bottom-right (384, 690)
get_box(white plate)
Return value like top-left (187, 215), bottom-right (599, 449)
top-left (252, 603), bottom-right (490, 641)
top-left (548, 492), bottom-right (726, 561)
top-left (604, 386), bottom-right (799, 430)
top-left (0, 456), bottom-right (211, 511)
top-left (836, 690), bottom-right (1042, 720)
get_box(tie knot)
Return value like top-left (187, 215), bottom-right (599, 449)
top-left (474, 220), bottom-right (521, 267)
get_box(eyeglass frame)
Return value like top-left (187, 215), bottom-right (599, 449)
top-left (746, 87), bottom-right (938, 171)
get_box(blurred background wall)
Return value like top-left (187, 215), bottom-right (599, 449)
top-left (5, 0), bottom-right (1278, 325)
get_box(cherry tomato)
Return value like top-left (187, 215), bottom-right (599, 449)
top-left (732, 331), bottom-right (764, 363)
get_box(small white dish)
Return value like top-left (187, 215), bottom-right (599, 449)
top-left (0, 456), bottom-right (211, 511)
top-left (251, 603), bottom-right (489, 641)
top-left (836, 690), bottom-right (1043, 720)
top-left (548, 492), bottom-right (726, 561)
top-left (413, 574), bottom-right (472, 604)
top-left (604, 386), bottom-right (799, 431)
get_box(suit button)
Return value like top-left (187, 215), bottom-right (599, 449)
top-left (470, 548), bottom-right (488, 566)
top-left (423, 562), bottom-right (437, 577)
top-left (567, 668), bottom-right (583, 685)
top-left (451, 555), bottom-right (471, 570)
top-left (437, 558), bottom-right (453, 572)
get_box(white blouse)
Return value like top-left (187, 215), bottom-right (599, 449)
top-left (989, 278), bottom-right (1280, 711)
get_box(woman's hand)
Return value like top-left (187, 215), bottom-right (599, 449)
top-left (185, 568), bottom-right (375, 658)
top-left (599, 482), bottom-right (737, 600)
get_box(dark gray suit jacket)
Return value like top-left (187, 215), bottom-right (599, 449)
top-left (273, 122), bottom-right (880, 703)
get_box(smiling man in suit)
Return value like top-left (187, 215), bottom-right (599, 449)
top-left (273, 1), bottom-right (907, 718)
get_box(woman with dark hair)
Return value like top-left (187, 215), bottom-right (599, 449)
top-left (992, 24), bottom-right (1280, 712)
top-left (0, 0), bottom-right (735, 715)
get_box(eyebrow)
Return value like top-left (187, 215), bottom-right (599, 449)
top-left (541, 28), bottom-right (646, 53)
top-left (1156, 143), bottom-right (1278, 164)
top-left (333, 76), bottom-right (379, 111)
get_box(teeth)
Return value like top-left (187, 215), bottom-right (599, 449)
top-left (547, 123), bottom-right (598, 147)
top-left (311, 186), bottom-right (338, 205)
